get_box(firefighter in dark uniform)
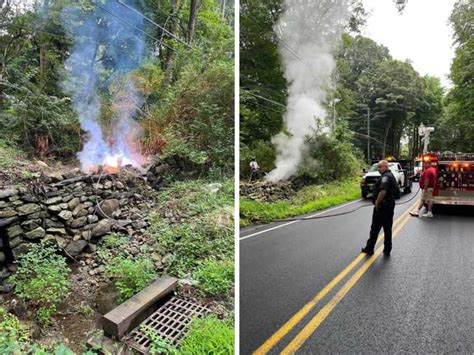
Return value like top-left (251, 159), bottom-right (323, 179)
top-left (361, 160), bottom-right (397, 256)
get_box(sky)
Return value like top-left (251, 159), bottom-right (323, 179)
top-left (362, 0), bottom-right (456, 89)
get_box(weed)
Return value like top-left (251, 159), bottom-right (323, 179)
top-left (75, 303), bottom-right (94, 317)
top-left (194, 258), bottom-right (234, 297)
top-left (0, 306), bottom-right (29, 353)
top-left (11, 243), bottom-right (70, 324)
top-left (105, 256), bottom-right (156, 301)
top-left (178, 316), bottom-right (234, 354)
top-left (96, 233), bottom-right (129, 262)
top-left (142, 326), bottom-right (178, 354)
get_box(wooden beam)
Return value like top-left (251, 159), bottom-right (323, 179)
top-left (102, 276), bottom-right (177, 338)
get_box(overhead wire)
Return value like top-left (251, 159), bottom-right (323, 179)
top-left (115, 0), bottom-right (190, 48)
top-left (92, 0), bottom-right (175, 51)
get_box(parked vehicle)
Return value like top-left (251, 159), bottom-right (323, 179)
top-left (361, 160), bottom-right (413, 199)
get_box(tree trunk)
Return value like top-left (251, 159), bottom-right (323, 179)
top-left (35, 134), bottom-right (48, 158)
top-left (186, 0), bottom-right (197, 44)
top-left (162, 0), bottom-right (180, 85)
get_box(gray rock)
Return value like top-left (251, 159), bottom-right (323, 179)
top-left (9, 195), bottom-right (19, 202)
top-left (104, 181), bottom-right (113, 189)
top-left (115, 181), bottom-right (125, 189)
top-left (24, 227), bottom-right (46, 240)
top-left (72, 204), bottom-right (83, 216)
top-left (21, 219), bottom-right (41, 231)
top-left (91, 219), bottom-right (115, 237)
top-left (117, 219), bottom-right (132, 227)
top-left (83, 201), bottom-right (93, 208)
top-left (82, 230), bottom-right (92, 241)
top-left (12, 243), bottom-right (33, 259)
top-left (65, 240), bottom-right (88, 257)
top-left (80, 196), bottom-right (87, 202)
top-left (20, 194), bottom-right (39, 203)
top-left (70, 217), bottom-right (88, 228)
top-left (0, 210), bottom-right (17, 218)
top-left (45, 219), bottom-right (65, 228)
top-left (1, 283), bottom-right (15, 294)
top-left (59, 203), bottom-right (68, 210)
top-left (9, 237), bottom-right (21, 249)
top-left (43, 196), bottom-right (63, 205)
top-left (87, 215), bottom-right (99, 224)
top-left (45, 172), bottom-right (63, 182)
top-left (97, 199), bottom-right (120, 218)
top-left (58, 210), bottom-right (72, 221)
top-left (0, 252), bottom-right (5, 264)
top-left (11, 201), bottom-right (23, 206)
top-left (46, 228), bottom-right (66, 235)
top-left (7, 225), bottom-right (24, 238)
top-left (17, 204), bottom-right (41, 216)
top-left (68, 197), bottom-right (80, 210)
top-left (88, 207), bottom-right (94, 214)
top-left (0, 189), bottom-right (18, 199)
top-left (83, 223), bottom-right (98, 231)
top-left (47, 205), bottom-right (62, 213)
top-left (27, 212), bottom-right (43, 219)
top-left (76, 208), bottom-right (89, 217)
top-left (62, 194), bottom-right (73, 203)
top-left (0, 201), bottom-right (8, 208)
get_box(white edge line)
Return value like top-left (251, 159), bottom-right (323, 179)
top-left (240, 199), bottom-right (363, 241)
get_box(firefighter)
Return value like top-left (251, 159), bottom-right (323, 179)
top-left (409, 161), bottom-right (436, 218)
top-left (361, 160), bottom-right (397, 256)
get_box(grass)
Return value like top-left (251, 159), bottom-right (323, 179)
top-left (178, 316), bottom-right (234, 354)
top-left (194, 258), bottom-right (234, 297)
top-left (240, 177), bottom-right (361, 226)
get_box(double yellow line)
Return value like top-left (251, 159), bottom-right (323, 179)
top-left (254, 201), bottom-right (417, 354)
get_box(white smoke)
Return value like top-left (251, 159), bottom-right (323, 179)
top-left (266, 0), bottom-right (351, 182)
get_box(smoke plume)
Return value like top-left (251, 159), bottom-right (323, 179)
top-left (266, 0), bottom-right (351, 181)
top-left (61, 1), bottom-right (147, 172)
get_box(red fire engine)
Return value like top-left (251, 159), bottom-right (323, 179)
top-left (422, 152), bottom-right (474, 206)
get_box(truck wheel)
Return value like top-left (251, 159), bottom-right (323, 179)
top-left (404, 185), bottom-right (411, 194)
top-left (362, 191), bottom-right (368, 199)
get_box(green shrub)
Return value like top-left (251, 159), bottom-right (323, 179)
top-left (105, 256), bottom-right (156, 301)
top-left (11, 243), bottom-right (70, 324)
top-left (194, 258), bottom-right (234, 297)
top-left (178, 316), bottom-right (234, 355)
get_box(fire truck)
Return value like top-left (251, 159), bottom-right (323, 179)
top-left (422, 152), bottom-right (474, 206)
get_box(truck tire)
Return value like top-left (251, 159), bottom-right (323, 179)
top-left (362, 190), bottom-right (368, 199)
top-left (396, 184), bottom-right (402, 199)
top-left (404, 181), bottom-right (412, 194)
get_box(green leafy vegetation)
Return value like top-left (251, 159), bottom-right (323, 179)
top-left (151, 179), bottom-right (234, 278)
top-left (178, 316), bottom-right (234, 355)
top-left (0, 307), bottom-right (74, 354)
top-left (11, 243), bottom-right (70, 325)
top-left (143, 326), bottom-right (178, 355)
top-left (194, 258), bottom-right (234, 297)
top-left (105, 256), bottom-right (157, 301)
top-left (240, 178), bottom-right (360, 225)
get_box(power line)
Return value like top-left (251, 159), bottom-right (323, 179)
top-left (92, 0), bottom-right (174, 51)
top-left (115, 0), bottom-right (190, 48)
top-left (243, 90), bottom-right (286, 108)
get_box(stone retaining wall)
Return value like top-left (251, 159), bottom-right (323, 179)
top-left (0, 173), bottom-right (154, 264)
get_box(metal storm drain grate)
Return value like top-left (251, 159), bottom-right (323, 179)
top-left (125, 296), bottom-right (211, 354)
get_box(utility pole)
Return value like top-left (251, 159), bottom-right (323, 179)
top-left (367, 107), bottom-right (370, 162)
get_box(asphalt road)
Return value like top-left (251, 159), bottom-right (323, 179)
top-left (240, 183), bottom-right (474, 354)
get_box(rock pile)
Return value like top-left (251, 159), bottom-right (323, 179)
top-left (239, 181), bottom-right (296, 202)
top-left (0, 171), bottom-right (156, 267)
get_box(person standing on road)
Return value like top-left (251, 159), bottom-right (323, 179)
top-left (361, 160), bottom-right (397, 256)
top-left (409, 161), bottom-right (436, 218)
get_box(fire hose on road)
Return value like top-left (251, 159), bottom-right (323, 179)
top-left (273, 186), bottom-right (421, 222)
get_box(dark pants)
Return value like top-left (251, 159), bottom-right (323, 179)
top-left (365, 203), bottom-right (395, 253)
